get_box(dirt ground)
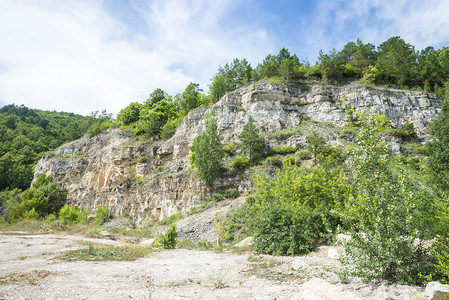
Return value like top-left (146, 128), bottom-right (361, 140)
top-left (0, 231), bottom-right (427, 300)
top-left (0, 233), bottom-right (309, 299)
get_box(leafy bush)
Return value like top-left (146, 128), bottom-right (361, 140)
top-left (159, 224), bottom-right (178, 249)
top-left (340, 114), bottom-right (436, 285)
top-left (222, 142), bottom-right (239, 156)
top-left (282, 156), bottom-right (301, 166)
top-left (269, 145), bottom-right (298, 155)
top-left (138, 156), bottom-right (148, 163)
top-left (223, 188), bottom-right (239, 199)
top-left (295, 149), bottom-right (311, 160)
top-left (269, 128), bottom-right (295, 140)
top-left (23, 207), bottom-right (40, 219)
top-left (158, 213), bottom-right (182, 225)
top-left (9, 189), bottom-right (48, 221)
top-left (412, 145), bottom-right (428, 156)
top-left (254, 205), bottom-right (319, 255)
top-left (263, 155), bottom-right (283, 166)
top-left (389, 123), bottom-right (417, 140)
top-left (59, 205), bottom-right (87, 225)
top-left (212, 193), bottom-right (225, 202)
top-left (95, 207), bottom-right (111, 225)
top-left (339, 126), bottom-right (359, 138)
top-left (229, 156), bottom-right (250, 170)
top-left (160, 117), bottom-right (181, 139)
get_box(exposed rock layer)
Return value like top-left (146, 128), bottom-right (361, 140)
top-left (33, 82), bottom-right (440, 224)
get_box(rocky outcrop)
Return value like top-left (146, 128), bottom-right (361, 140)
top-left (32, 82), bottom-right (440, 224)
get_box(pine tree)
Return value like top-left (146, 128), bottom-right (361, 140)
top-left (238, 116), bottom-right (265, 161)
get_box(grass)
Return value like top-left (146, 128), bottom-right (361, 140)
top-left (61, 241), bottom-right (154, 261)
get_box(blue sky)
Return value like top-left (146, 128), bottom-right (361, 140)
top-left (0, 0), bottom-right (448, 115)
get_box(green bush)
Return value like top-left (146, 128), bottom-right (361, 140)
top-left (159, 224), bottom-right (178, 249)
top-left (222, 142), bottom-right (239, 156)
top-left (412, 145), bottom-right (428, 156)
top-left (138, 156), bottom-right (148, 163)
top-left (339, 126), bottom-right (359, 138)
top-left (269, 128), bottom-right (295, 140)
top-left (296, 149), bottom-right (312, 160)
top-left (269, 145), bottom-right (298, 155)
top-left (212, 193), bottom-right (225, 202)
top-left (95, 206), bottom-right (111, 225)
top-left (229, 156), bottom-right (251, 170)
top-left (59, 205), bottom-right (86, 225)
top-left (263, 155), bottom-right (283, 166)
top-left (282, 156), bottom-right (301, 166)
top-left (254, 205), bottom-right (319, 255)
top-left (9, 189), bottom-right (49, 221)
top-left (223, 188), bottom-right (239, 199)
top-left (389, 123), bottom-right (417, 140)
top-left (23, 208), bottom-right (40, 219)
top-left (158, 213), bottom-right (182, 225)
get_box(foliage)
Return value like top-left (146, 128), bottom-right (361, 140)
top-left (269, 128), bottom-right (295, 140)
top-left (427, 82), bottom-right (449, 193)
top-left (189, 112), bottom-right (224, 188)
top-left (269, 145), bottom-right (298, 155)
top-left (62, 243), bottom-right (152, 261)
top-left (117, 102), bottom-right (141, 125)
top-left (9, 189), bottom-right (48, 221)
top-left (296, 149), bottom-right (312, 160)
top-left (306, 132), bottom-right (327, 165)
top-left (158, 224), bottom-right (178, 249)
top-left (223, 188), bottom-right (239, 199)
top-left (263, 155), bottom-right (283, 166)
top-left (238, 117), bottom-right (265, 161)
top-left (389, 123), bottom-right (417, 140)
top-left (340, 114), bottom-right (436, 284)
top-left (212, 193), bottom-right (225, 202)
top-left (248, 162), bottom-right (349, 255)
top-left (229, 156), bottom-right (251, 170)
top-left (158, 213), bottom-right (182, 225)
top-left (222, 142), bottom-right (239, 156)
top-left (59, 204), bottom-right (87, 225)
top-left (95, 206), bottom-right (111, 225)
top-left (179, 82), bottom-right (203, 116)
top-left (0, 104), bottom-right (89, 191)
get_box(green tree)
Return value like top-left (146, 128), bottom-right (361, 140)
top-left (340, 114), bottom-right (435, 284)
top-left (179, 82), bottom-right (202, 116)
top-left (376, 36), bottom-right (417, 86)
top-left (189, 112), bottom-right (224, 190)
top-left (209, 59), bottom-right (252, 102)
top-left (306, 132), bottom-right (326, 165)
top-left (238, 117), bottom-right (265, 161)
top-left (117, 102), bottom-right (141, 125)
top-left (427, 82), bottom-right (449, 192)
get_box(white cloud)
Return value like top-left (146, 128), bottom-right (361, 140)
top-left (0, 0), bottom-right (272, 115)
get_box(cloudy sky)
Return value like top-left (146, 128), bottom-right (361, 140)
top-left (1, 0), bottom-right (448, 116)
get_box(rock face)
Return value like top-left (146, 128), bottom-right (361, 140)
top-left (32, 82), bottom-right (440, 224)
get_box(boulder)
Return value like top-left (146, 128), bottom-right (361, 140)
top-left (291, 277), bottom-right (360, 300)
top-left (424, 281), bottom-right (449, 300)
top-left (234, 236), bottom-right (254, 248)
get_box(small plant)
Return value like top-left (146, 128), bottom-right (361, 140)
top-left (158, 213), bottom-right (182, 225)
top-left (263, 155), bottom-right (283, 166)
top-left (222, 142), bottom-right (239, 156)
top-left (158, 224), bottom-right (178, 249)
top-left (296, 149), bottom-right (312, 160)
top-left (269, 128), bottom-right (295, 140)
top-left (156, 166), bottom-right (165, 173)
top-left (229, 156), bottom-right (250, 170)
top-left (223, 188), bottom-right (239, 199)
top-left (269, 145), bottom-right (298, 155)
top-left (138, 156), bottom-right (149, 163)
top-left (125, 166), bottom-right (136, 178)
top-left (62, 242), bottom-right (152, 261)
top-left (339, 126), bottom-right (359, 138)
top-left (23, 208), bottom-right (39, 219)
top-left (95, 206), bottom-right (111, 225)
top-left (389, 123), bottom-right (417, 140)
top-left (59, 205), bottom-right (85, 225)
top-left (212, 193), bottom-right (225, 202)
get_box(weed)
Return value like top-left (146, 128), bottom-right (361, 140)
top-left (62, 242), bottom-right (153, 261)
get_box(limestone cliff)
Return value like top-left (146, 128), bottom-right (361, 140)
top-left (33, 82), bottom-right (440, 224)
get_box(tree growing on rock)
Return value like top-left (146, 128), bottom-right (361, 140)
top-left (239, 117), bottom-right (265, 161)
top-left (306, 132), bottom-right (326, 165)
top-left (189, 112), bottom-right (224, 190)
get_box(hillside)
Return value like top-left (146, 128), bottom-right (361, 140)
top-left (32, 81), bottom-right (440, 224)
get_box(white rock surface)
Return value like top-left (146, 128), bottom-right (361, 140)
top-left (424, 281), bottom-right (449, 300)
top-left (234, 236), bottom-right (254, 248)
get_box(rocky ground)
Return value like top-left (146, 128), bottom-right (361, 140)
top-left (1, 198), bottom-right (442, 300)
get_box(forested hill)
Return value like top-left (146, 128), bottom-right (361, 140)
top-left (0, 104), bottom-right (110, 191)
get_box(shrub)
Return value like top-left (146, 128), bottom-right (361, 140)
top-left (158, 213), bottom-right (182, 225)
top-left (339, 126), bottom-right (359, 138)
top-left (222, 142), bottom-right (239, 156)
top-left (9, 189), bottom-right (49, 221)
top-left (253, 205), bottom-right (319, 255)
top-left (269, 128), bottom-right (295, 140)
top-left (59, 204), bottom-right (85, 225)
top-left (389, 123), bottom-right (417, 140)
top-left (159, 224), bottom-right (178, 249)
top-left (229, 156), bottom-right (250, 170)
top-left (23, 208), bottom-right (40, 219)
top-left (412, 145), bottom-right (428, 156)
top-left (138, 156), bottom-right (148, 163)
top-left (223, 188), bottom-right (239, 199)
top-left (212, 193), bottom-right (225, 202)
top-left (95, 207), bottom-right (111, 225)
top-left (269, 145), bottom-right (298, 155)
top-left (296, 149), bottom-right (312, 160)
top-left (263, 155), bottom-right (283, 166)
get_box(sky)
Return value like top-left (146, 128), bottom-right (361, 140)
top-left (0, 0), bottom-right (448, 116)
